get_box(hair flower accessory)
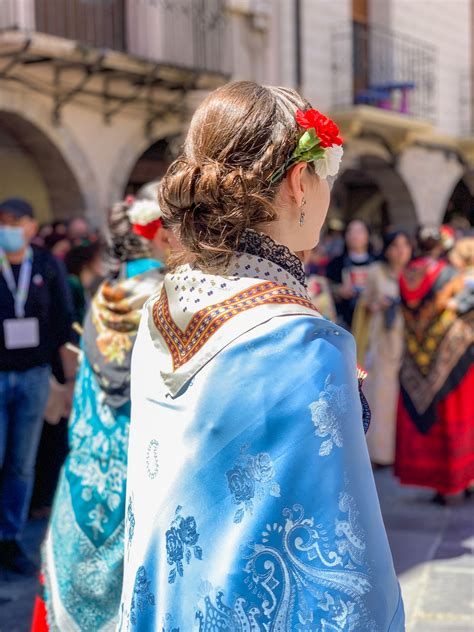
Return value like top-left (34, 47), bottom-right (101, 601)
top-left (270, 108), bottom-right (344, 183)
top-left (127, 199), bottom-right (163, 241)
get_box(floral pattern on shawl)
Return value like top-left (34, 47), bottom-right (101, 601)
top-left (82, 267), bottom-right (166, 408)
top-left (226, 445), bottom-right (281, 523)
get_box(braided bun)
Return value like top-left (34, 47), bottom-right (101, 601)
top-left (159, 81), bottom-right (311, 269)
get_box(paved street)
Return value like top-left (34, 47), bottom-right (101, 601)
top-left (375, 469), bottom-right (474, 632)
top-left (0, 469), bottom-right (473, 632)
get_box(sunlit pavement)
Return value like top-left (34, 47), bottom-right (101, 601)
top-left (0, 469), bottom-right (473, 632)
top-left (375, 468), bottom-right (474, 632)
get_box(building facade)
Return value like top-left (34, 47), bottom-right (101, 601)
top-left (0, 0), bottom-right (230, 223)
top-left (0, 0), bottom-right (473, 229)
top-left (230, 0), bottom-right (474, 230)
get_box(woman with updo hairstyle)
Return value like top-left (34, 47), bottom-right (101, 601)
top-left (120, 81), bottom-right (404, 631)
top-left (33, 194), bottom-right (178, 632)
top-left (396, 226), bottom-right (474, 505)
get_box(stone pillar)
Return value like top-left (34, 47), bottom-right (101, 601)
top-left (397, 146), bottom-right (464, 226)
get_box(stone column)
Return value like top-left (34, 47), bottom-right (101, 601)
top-left (397, 146), bottom-right (464, 226)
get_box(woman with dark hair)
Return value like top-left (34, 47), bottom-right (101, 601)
top-left (396, 227), bottom-right (474, 503)
top-left (32, 195), bottom-right (178, 631)
top-left (118, 82), bottom-right (403, 631)
top-left (355, 231), bottom-right (413, 466)
top-left (326, 219), bottom-right (376, 328)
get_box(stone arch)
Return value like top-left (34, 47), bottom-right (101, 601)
top-left (443, 175), bottom-right (474, 227)
top-left (0, 111), bottom-right (84, 221)
top-left (398, 146), bottom-right (464, 227)
top-left (107, 122), bottom-right (184, 206)
top-left (0, 87), bottom-right (100, 221)
top-left (332, 138), bottom-right (418, 232)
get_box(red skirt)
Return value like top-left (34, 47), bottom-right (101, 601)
top-left (31, 574), bottom-right (49, 632)
top-left (395, 364), bottom-right (474, 495)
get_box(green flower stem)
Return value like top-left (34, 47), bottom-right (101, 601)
top-left (268, 127), bottom-right (327, 183)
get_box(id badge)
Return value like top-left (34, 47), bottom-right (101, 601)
top-left (3, 318), bottom-right (40, 350)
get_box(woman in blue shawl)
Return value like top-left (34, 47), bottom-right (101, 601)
top-left (119, 82), bottom-right (404, 631)
top-left (33, 196), bottom-right (176, 631)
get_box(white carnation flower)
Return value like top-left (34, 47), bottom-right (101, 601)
top-left (313, 145), bottom-right (344, 179)
top-left (127, 200), bottom-right (162, 226)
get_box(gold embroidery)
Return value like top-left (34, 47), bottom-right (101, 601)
top-left (153, 281), bottom-right (317, 370)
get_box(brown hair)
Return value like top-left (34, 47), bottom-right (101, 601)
top-left (158, 81), bottom-right (311, 269)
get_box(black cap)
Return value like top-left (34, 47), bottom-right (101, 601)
top-left (0, 198), bottom-right (35, 219)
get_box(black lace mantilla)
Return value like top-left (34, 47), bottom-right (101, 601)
top-left (237, 229), bottom-right (307, 287)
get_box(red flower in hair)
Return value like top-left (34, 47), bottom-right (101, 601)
top-left (132, 218), bottom-right (162, 240)
top-left (295, 109), bottom-right (343, 148)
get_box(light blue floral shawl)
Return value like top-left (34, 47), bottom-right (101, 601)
top-left (118, 243), bottom-right (404, 632)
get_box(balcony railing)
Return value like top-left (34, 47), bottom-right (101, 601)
top-left (34, 0), bottom-right (126, 51)
top-left (0, 0), bottom-right (230, 75)
top-left (332, 21), bottom-right (437, 121)
top-left (459, 70), bottom-right (473, 136)
top-left (127, 0), bottom-right (230, 75)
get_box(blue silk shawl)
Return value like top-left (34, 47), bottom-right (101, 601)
top-left (118, 255), bottom-right (404, 632)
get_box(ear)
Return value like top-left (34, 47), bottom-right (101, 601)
top-left (23, 218), bottom-right (38, 240)
top-left (285, 162), bottom-right (308, 207)
top-left (152, 225), bottom-right (168, 253)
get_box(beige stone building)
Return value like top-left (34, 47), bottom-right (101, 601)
top-left (1, 0), bottom-right (473, 230)
top-left (0, 0), bottom-right (230, 224)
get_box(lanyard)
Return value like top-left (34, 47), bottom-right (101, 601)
top-left (0, 246), bottom-right (33, 318)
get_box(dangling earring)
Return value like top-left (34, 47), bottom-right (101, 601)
top-left (299, 198), bottom-right (306, 226)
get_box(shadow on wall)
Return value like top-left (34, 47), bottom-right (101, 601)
top-left (0, 111), bottom-right (85, 223)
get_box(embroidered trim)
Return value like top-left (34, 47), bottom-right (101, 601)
top-left (400, 258), bottom-right (446, 305)
top-left (237, 229), bottom-right (307, 287)
top-left (400, 312), bottom-right (474, 415)
top-left (153, 281), bottom-right (317, 370)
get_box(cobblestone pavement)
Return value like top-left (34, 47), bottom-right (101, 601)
top-left (0, 470), bottom-right (473, 631)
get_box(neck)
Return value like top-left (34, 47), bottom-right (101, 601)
top-left (79, 269), bottom-right (93, 290)
top-left (6, 247), bottom-right (27, 265)
top-left (348, 248), bottom-right (367, 257)
top-left (254, 223), bottom-right (296, 254)
top-left (388, 261), bottom-right (403, 274)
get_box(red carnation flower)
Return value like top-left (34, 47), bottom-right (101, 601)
top-left (295, 109), bottom-right (343, 148)
top-left (132, 218), bottom-right (162, 241)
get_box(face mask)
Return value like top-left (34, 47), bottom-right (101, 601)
top-left (0, 226), bottom-right (26, 253)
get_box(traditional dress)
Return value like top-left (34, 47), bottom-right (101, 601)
top-left (327, 251), bottom-right (375, 328)
top-left (396, 257), bottom-right (474, 494)
top-left (35, 260), bottom-right (165, 632)
top-left (306, 273), bottom-right (337, 321)
top-left (356, 262), bottom-right (404, 465)
top-left (119, 232), bottom-right (404, 631)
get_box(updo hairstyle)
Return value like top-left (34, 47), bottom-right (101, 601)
top-left (159, 81), bottom-right (311, 269)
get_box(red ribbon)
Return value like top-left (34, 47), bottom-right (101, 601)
top-left (132, 219), bottom-right (162, 241)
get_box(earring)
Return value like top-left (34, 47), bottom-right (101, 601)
top-left (299, 198), bottom-right (306, 226)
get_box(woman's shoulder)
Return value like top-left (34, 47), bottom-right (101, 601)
top-left (237, 313), bottom-right (355, 375)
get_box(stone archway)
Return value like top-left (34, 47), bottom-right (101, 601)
top-left (0, 84), bottom-right (101, 222)
top-left (443, 176), bottom-right (474, 227)
top-left (0, 111), bottom-right (85, 222)
top-left (331, 142), bottom-right (418, 233)
top-left (398, 146), bottom-right (464, 227)
top-left (107, 122), bottom-right (184, 206)
top-left (125, 136), bottom-right (180, 196)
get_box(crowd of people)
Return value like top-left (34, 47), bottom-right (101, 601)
top-left (0, 80), bottom-right (472, 631)
top-left (306, 218), bottom-right (474, 504)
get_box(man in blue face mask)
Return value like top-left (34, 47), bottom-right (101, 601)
top-left (0, 199), bottom-right (73, 576)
